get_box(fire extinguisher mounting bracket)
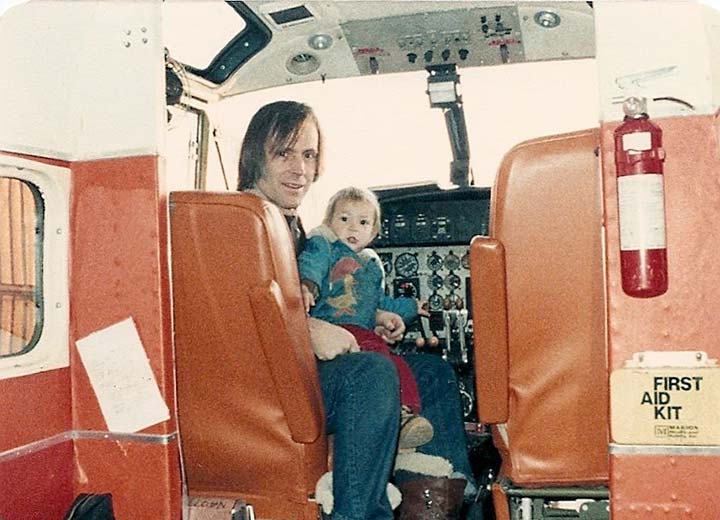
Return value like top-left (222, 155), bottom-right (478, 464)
top-left (625, 350), bottom-right (717, 369)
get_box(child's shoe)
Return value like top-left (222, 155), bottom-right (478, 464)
top-left (399, 405), bottom-right (434, 450)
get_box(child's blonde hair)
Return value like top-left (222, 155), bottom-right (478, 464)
top-left (323, 186), bottom-right (382, 236)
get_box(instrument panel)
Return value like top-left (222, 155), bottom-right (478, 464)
top-left (374, 196), bottom-right (489, 247)
top-left (379, 247), bottom-right (472, 313)
top-left (372, 183), bottom-right (490, 421)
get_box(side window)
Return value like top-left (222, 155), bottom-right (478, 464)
top-left (0, 177), bottom-right (43, 356)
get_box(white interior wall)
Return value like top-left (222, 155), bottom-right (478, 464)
top-left (0, 1), bottom-right (164, 160)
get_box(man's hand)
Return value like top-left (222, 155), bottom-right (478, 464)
top-left (308, 317), bottom-right (360, 360)
top-left (374, 310), bottom-right (405, 344)
top-left (301, 283), bottom-right (316, 313)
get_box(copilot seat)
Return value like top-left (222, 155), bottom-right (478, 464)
top-left (469, 129), bottom-right (609, 518)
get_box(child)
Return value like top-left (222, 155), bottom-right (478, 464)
top-left (298, 186), bottom-right (433, 450)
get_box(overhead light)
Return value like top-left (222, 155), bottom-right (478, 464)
top-left (428, 81), bottom-right (458, 106)
top-left (534, 11), bottom-right (561, 28)
top-left (308, 33), bottom-right (333, 50)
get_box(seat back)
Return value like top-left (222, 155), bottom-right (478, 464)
top-left (470, 129), bottom-right (608, 486)
top-left (169, 191), bottom-right (327, 518)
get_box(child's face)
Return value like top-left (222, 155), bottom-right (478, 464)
top-left (329, 199), bottom-right (377, 253)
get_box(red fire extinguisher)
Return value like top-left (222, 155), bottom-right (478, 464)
top-left (614, 97), bottom-right (668, 298)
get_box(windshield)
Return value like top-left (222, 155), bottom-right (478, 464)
top-left (209, 58), bottom-right (598, 227)
top-left (163, 1), bottom-right (246, 70)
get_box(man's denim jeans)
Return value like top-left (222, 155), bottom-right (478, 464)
top-left (318, 352), bottom-right (400, 520)
top-left (318, 350), bottom-right (475, 520)
top-left (404, 352), bottom-right (474, 482)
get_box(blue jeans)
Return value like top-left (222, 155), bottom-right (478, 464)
top-left (402, 353), bottom-right (475, 483)
top-left (318, 351), bottom-right (400, 520)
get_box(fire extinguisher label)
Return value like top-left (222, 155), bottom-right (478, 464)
top-left (617, 174), bottom-right (666, 250)
top-left (622, 131), bottom-right (652, 151)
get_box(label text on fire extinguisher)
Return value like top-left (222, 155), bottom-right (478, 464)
top-left (622, 131), bottom-right (652, 151)
top-left (617, 174), bottom-right (666, 250)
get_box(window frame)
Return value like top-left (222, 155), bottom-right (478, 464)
top-left (0, 175), bottom-right (44, 356)
top-left (0, 156), bottom-right (69, 380)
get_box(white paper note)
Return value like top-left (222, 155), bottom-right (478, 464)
top-left (75, 317), bottom-right (170, 433)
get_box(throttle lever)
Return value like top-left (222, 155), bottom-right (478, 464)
top-left (457, 308), bottom-right (468, 364)
top-left (442, 309), bottom-right (454, 361)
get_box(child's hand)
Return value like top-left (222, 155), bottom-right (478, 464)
top-left (375, 310), bottom-right (406, 344)
top-left (301, 283), bottom-right (316, 314)
top-left (417, 299), bottom-right (430, 318)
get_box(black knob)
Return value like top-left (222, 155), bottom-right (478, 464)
top-left (458, 48), bottom-right (469, 60)
top-left (424, 50), bottom-right (433, 62)
top-left (441, 49), bottom-right (450, 61)
top-left (407, 53), bottom-right (417, 64)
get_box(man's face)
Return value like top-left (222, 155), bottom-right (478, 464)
top-left (257, 120), bottom-right (319, 212)
top-left (329, 199), bottom-right (377, 253)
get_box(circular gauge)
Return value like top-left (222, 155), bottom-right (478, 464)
top-left (445, 273), bottom-right (461, 290)
top-left (395, 280), bottom-right (418, 298)
top-left (444, 251), bottom-right (461, 271)
top-left (427, 252), bottom-right (443, 271)
top-left (394, 252), bottom-right (419, 277)
top-left (461, 252), bottom-right (470, 270)
top-left (429, 293), bottom-right (444, 311)
top-left (428, 274), bottom-right (444, 291)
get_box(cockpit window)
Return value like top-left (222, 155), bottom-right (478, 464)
top-left (163, 1), bottom-right (246, 70)
top-left (0, 177), bottom-right (43, 356)
top-left (163, 1), bottom-right (271, 84)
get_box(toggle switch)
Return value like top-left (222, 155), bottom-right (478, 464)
top-left (500, 44), bottom-right (509, 64)
top-left (369, 56), bottom-right (379, 74)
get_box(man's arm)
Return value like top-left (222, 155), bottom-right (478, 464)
top-left (298, 235), bottom-right (331, 313)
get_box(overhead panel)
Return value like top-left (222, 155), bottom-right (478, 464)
top-left (341, 5), bottom-right (524, 76)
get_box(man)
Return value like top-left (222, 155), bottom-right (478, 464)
top-left (238, 100), bottom-right (402, 520)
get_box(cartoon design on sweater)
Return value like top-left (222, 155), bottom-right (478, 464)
top-left (327, 257), bottom-right (361, 317)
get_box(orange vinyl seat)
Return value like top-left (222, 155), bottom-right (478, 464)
top-left (469, 129), bottom-right (609, 514)
top-left (169, 191), bottom-right (327, 520)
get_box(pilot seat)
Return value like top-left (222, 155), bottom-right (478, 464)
top-left (169, 191), bottom-right (327, 520)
